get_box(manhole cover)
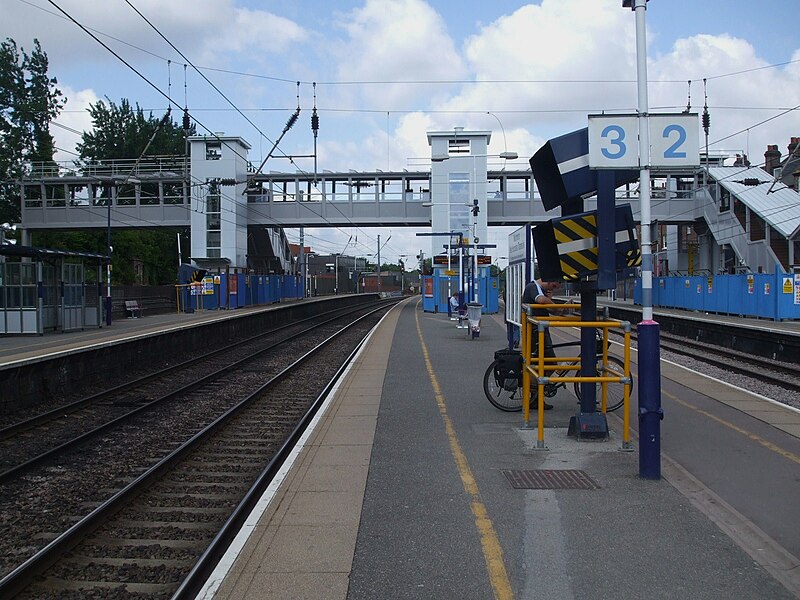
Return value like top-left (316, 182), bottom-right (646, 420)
top-left (502, 469), bottom-right (600, 490)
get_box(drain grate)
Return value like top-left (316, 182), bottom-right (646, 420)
top-left (502, 469), bottom-right (600, 490)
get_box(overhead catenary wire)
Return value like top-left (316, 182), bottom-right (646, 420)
top-left (35, 0), bottom-right (799, 265)
top-left (42, 0), bottom-right (385, 254)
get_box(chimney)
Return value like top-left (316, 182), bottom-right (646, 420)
top-left (789, 137), bottom-right (799, 157)
top-left (764, 144), bottom-right (781, 175)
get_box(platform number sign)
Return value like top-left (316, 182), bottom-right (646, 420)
top-left (588, 113), bottom-right (699, 169)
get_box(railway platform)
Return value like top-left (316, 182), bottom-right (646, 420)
top-left (201, 296), bottom-right (800, 600)
top-left (0, 303), bottom-right (295, 367)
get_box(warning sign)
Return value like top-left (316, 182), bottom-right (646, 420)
top-left (783, 277), bottom-right (793, 293)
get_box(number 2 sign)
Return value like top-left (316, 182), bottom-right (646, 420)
top-left (588, 113), bottom-right (699, 169)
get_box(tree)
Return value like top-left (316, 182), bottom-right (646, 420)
top-left (0, 38), bottom-right (64, 224)
top-left (73, 98), bottom-right (194, 284)
top-left (31, 97), bottom-right (195, 285)
top-left (77, 98), bottom-right (192, 161)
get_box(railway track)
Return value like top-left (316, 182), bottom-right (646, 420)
top-left (0, 299), bottom-right (397, 597)
top-left (652, 331), bottom-right (800, 394)
top-left (600, 332), bottom-right (800, 395)
top-left (605, 329), bottom-right (800, 395)
top-left (0, 301), bottom-right (389, 482)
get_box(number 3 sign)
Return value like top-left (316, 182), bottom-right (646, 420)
top-left (588, 113), bottom-right (699, 169)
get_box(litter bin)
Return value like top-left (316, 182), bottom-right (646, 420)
top-left (466, 302), bottom-right (482, 339)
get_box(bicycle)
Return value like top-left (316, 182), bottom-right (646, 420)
top-left (483, 336), bottom-right (631, 413)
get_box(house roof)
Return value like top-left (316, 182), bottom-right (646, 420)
top-left (707, 166), bottom-right (800, 239)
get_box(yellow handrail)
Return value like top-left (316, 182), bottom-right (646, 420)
top-left (520, 303), bottom-right (633, 449)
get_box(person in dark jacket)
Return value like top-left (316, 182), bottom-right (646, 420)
top-left (521, 278), bottom-right (562, 409)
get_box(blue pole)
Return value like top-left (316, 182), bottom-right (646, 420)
top-left (638, 320), bottom-right (663, 478)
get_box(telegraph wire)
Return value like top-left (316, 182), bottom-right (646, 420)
top-left (116, 0), bottom-right (392, 251)
top-left (122, 0), bottom-right (278, 152)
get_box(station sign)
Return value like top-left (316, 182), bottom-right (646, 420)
top-left (477, 256), bottom-right (492, 265)
top-left (588, 113), bottom-right (700, 169)
top-left (530, 128), bottom-right (638, 211)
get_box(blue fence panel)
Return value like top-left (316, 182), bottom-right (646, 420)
top-left (203, 276), bottom-right (220, 310)
top-left (752, 274), bottom-right (775, 318)
top-left (636, 273), bottom-right (800, 320)
top-left (481, 277), bottom-right (499, 313)
top-left (708, 275), bottom-right (726, 314)
top-left (257, 276), bottom-right (268, 304)
top-left (663, 277), bottom-right (676, 307)
top-left (776, 273), bottom-right (800, 319)
top-left (283, 275), bottom-right (301, 299)
top-left (686, 277), bottom-right (704, 311)
top-left (738, 274), bottom-right (757, 317)
top-left (268, 275), bottom-right (281, 303)
top-left (650, 277), bottom-right (661, 306)
top-left (233, 273), bottom-right (246, 308)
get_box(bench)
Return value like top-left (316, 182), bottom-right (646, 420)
top-left (125, 300), bottom-right (145, 318)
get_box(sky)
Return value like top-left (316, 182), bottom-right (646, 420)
top-left (2, 0), bottom-right (799, 268)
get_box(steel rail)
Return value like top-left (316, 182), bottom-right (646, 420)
top-left (0, 301), bottom-right (395, 598)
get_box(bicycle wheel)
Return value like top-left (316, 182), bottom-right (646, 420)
top-left (573, 355), bottom-right (631, 412)
top-left (483, 360), bottom-right (523, 412)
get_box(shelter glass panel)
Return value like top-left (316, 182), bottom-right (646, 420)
top-left (163, 181), bottom-right (184, 204)
top-left (304, 180), bottom-right (323, 203)
top-left (487, 176), bottom-right (502, 201)
top-left (448, 172), bottom-right (470, 240)
top-left (23, 184), bottom-right (42, 208)
top-left (675, 177), bottom-right (695, 199)
top-left (206, 212), bottom-right (221, 230)
top-left (271, 180), bottom-right (297, 202)
top-left (352, 179), bottom-right (375, 203)
top-left (68, 184), bottom-right (90, 205)
top-left (719, 187), bottom-right (730, 212)
top-left (140, 182), bottom-right (160, 205)
top-left (92, 183), bottom-right (114, 206)
top-left (45, 184), bottom-right (66, 207)
top-left (322, 179), bottom-right (345, 203)
top-left (117, 183), bottom-right (136, 206)
top-left (404, 178), bottom-right (430, 202)
top-left (379, 179), bottom-right (403, 202)
top-left (3, 263), bottom-right (37, 308)
top-left (505, 175), bottom-right (530, 201)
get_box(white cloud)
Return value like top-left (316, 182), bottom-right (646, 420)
top-left (0, 0), bottom-right (308, 70)
top-left (650, 34), bottom-right (800, 165)
top-left (219, 8), bottom-right (308, 56)
top-left (331, 0), bottom-right (467, 110)
top-left (51, 85), bottom-right (99, 162)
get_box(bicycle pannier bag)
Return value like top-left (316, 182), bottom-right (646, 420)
top-left (493, 348), bottom-right (522, 392)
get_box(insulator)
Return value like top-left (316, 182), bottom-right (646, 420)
top-left (182, 109), bottom-right (190, 131)
top-left (311, 108), bottom-right (319, 134)
top-left (285, 109), bottom-right (299, 131)
top-left (702, 110), bottom-right (710, 132)
top-left (219, 178), bottom-right (237, 186)
top-left (742, 178), bottom-right (760, 186)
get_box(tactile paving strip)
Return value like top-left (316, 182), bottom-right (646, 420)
top-left (502, 469), bottom-right (600, 490)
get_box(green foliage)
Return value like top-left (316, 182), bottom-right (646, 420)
top-left (32, 228), bottom-right (185, 285)
top-left (77, 98), bottom-right (194, 161)
top-left (64, 98), bottom-right (194, 284)
top-left (0, 37), bottom-right (64, 224)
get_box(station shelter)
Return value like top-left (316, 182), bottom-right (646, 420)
top-left (0, 245), bottom-right (106, 335)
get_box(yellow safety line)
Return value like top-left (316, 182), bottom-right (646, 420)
top-left (663, 389), bottom-right (800, 465)
top-left (415, 306), bottom-right (514, 600)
